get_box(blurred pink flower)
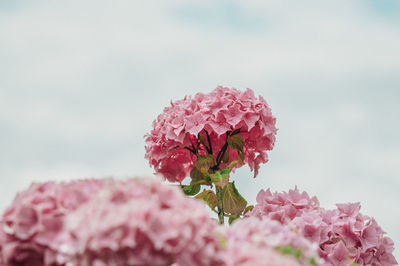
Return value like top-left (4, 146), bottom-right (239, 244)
top-left (248, 188), bottom-right (398, 266)
top-left (0, 178), bottom-right (222, 266)
top-left (62, 178), bottom-right (222, 266)
top-left (0, 179), bottom-right (105, 265)
top-left (220, 217), bottom-right (323, 266)
top-left (144, 86), bottom-right (277, 182)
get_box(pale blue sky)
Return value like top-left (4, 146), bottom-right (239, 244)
top-left (0, 0), bottom-right (399, 260)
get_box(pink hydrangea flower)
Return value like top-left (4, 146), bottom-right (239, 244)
top-left (61, 178), bottom-right (222, 266)
top-left (0, 178), bottom-right (223, 266)
top-left (220, 217), bottom-right (324, 266)
top-left (250, 187), bottom-right (320, 223)
top-left (145, 86), bottom-right (277, 182)
top-left (248, 188), bottom-right (398, 266)
top-left (0, 179), bottom-right (105, 266)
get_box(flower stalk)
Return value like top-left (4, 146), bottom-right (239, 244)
top-left (216, 186), bottom-right (224, 225)
top-left (185, 130), bottom-right (248, 226)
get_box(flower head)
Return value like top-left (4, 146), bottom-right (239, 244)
top-left (145, 86), bottom-right (277, 182)
top-left (220, 217), bottom-right (323, 266)
top-left (0, 179), bottom-right (105, 265)
top-left (0, 178), bottom-right (222, 266)
top-left (248, 188), bottom-right (398, 266)
top-left (251, 187), bottom-right (320, 223)
top-left (62, 178), bottom-right (222, 266)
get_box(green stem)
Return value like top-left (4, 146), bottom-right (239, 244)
top-left (216, 186), bottom-right (224, 225)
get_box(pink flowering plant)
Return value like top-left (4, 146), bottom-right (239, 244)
top-left (0, 178), bottom-right (321, 266)
top-left (145, 86), bottom-right (277, 224)
top-left (248, 188), bottom-right (397, 265)
top-left (0, 86), bottom-right (397, 265)
top-left (219, 216), bottom-right (324, 266)
top-left (0, 178), bottom-right (223, 266)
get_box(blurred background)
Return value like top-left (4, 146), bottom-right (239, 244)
top-left (0, 0), bottom-right (399, 259)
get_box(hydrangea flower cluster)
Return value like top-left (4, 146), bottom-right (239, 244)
top-left (0, 179), bottom-right (105, 266)
top-left (62, 178), bottom-right (222, 266)
top-left (249, 188), bottom-right (398, 266)
top-left (145, 86), bottom-right (277, 183)
top-left (0, 178), bottom-right (222, 266)
top-left (220, 217), bottom-right (324, 266)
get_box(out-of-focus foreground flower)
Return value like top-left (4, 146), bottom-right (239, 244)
top-left (144, 86), bottom-right (277, 183)
top-left (0, 177), bottom-right (328, 266)
top-left (0, 178), bottom-right (222, 266)
top-left (248, 187), bottom-right (398, 266)
top-left (220, 216), bottom-right (324, 266)
top-left (2, 178), bottom-right (396, 265)
top-left (0, 179), bottom-right (105, 266)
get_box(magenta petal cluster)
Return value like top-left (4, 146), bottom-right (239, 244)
top-left (249, 188), bottom-right (398, 266)
top-left (219, 217), bottom-right (323, 266)
top-left (0, 178), bottom-right (222, 266)
top-left (144, 86), bottom-right (277, 182)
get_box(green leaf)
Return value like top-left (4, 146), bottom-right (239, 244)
top-left (211, 160), bottom-right (237, 188)
top-left (222, 182), bottom-right (247, 215)
top-left (194, 155), bottom-right (216, 171)
top-left (243, 205), bottom-right (254, 215)
top-left (309, 257), bottom-right (317, 265)
top-left (228, 215), bottom-right (240, 225)
top-left (190, 167), bottom-right (204, 181)
top-left (216, 232), bottom-right (227, 247)
top-left (220, 159), bottom-right (238, 176)
top-left (347, 258), bottom-right (358, 266)
top-left (195, 190), bottom-right (218, 210)
top-left (181, 184), bottom-right (201, 196)
top-left (209, 170), bottom-right (229, 188)
top-left (238, 150), bottom-right (244, 162)
top-left (277, 246), bottom-right (302, 259)
top-left (227, 135), bottom-right (244, 152)
top-left (222, 150), bottom-right (229, 163)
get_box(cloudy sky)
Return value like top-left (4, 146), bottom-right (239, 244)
top-left (1, 0), bottom-right (399, 259)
